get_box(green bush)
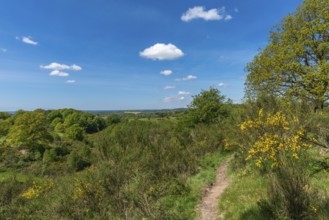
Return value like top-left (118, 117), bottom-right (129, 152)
top-left (260, 158), bottom-right (317, 220)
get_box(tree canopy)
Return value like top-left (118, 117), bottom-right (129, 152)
top-left (7, 111), bottom-right (52, 151)
top-left (187, 87), bottom-right (227, 124)
top-left (246, 0), bottom-right (329, 111)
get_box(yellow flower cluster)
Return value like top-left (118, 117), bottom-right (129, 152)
top-left (72, 178), bottom-right (103, 201)
top-left (21, 181), bottom-right (53, 199)
top-left (240, 109), bottom-right (296, 132)
top-left (240, 109), bottom-right (311, 167)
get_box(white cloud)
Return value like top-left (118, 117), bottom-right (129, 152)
top-left (181, 6), bottom-right (232, 22)
top-left (41, 63), bottom-right (69, 70)
top-left (225, 15), bottom-right (233, 21)
top-left (140, 43), bottom-right (184, 60)
top-left (178, 91), bottom-right (191, 95)
top-left (164, 95), bottom-right (185, 103)
top-left (49, 70), bottom-right (69, 77)
top-left (176, 75), bottom-right (197, 81)
top-left (71, 64), bottom-right (82, 71)
top-left (160, 69), bottom-right (173, 76)
top-left (164, 91), bottom-right (191, 103)
top-left (184, 75), bottom-right (197, 80)
top-left (0, 48), bottom-right (7, 53)
top-left (164, 85), bottom-right (175, 90)
top-left (40, 62), bottom-right (82, 71)
top-left (66, 80), bottom-right (76, 84)
top-left (218, 82), bottom-right (228, 88)
top-left (16, 36), bottom-right (38, 45)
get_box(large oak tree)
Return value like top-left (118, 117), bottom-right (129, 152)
top-left (246, 0), bottom-right (329, 111)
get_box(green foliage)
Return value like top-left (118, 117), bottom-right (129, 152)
top-left (246, 0), bottom-right (329, 111)
top-left (0, 112), bottom-right (11, 120)
top-left (7, 111), bottom-right (52, 152)
top-left (46, 110), bottom-right (62, 123)
top-left (0, 118), bottom-right (11, 137)
top-left (185, 87), bottom-right (228, 125)
top-left (42, 149), bottom-right (57, 164)
top-left (260, 158), bottom-right (317, 220)
top-left (66, 124), bottom-right (84, 141)
top-left (106, 114), bottom-right (121, 125)
top-left (67, 150), bottom-right (90, 171)
top-left (50, 117), bottom-right (62, 128)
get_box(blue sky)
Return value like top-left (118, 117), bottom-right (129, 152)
top-left (0, 0), bottom-right (302, 110)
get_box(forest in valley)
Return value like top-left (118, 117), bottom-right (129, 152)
top-left (0, 0), bottom-right (328, 219)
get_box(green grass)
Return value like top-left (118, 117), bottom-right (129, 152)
top-left (218, 164), bottom-right (268, 220)
top-left (218, 149), bottom-right (329, 220)
top-left (0, 169), bottom-right (30, 182)
top-left (159, 150), bottom-right (231, 219)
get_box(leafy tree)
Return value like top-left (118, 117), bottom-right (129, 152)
top-left (187, 87), bottom-right (227, 124)
top-left (55, 122), bottom-right (65, 133)
top-left (7, 111), bottom-right (52, 152)
top-left (50, 117), bottom-right (63, 128)
top-left (107, 114), bottom-right (121, 125)
top-left (0, 112), bottom-right (10, 120)
top-left (47, 110), bottom-right (62, 123)
top-left (0, 119), bottom-right (11, 137)
top-left (63, 112), bottom-right (81, 128)
top-left (93, 117), bottom-right (106, 131)
top-left (246, 0), bottom-right (329, 111)
top-left (66, 124), bottom-right (84, 141)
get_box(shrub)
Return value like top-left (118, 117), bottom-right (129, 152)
top-left (260, 158), bottom-right (318, 219)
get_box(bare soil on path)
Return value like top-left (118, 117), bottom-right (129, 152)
top-left (197, 159), bottom-right (230, 220)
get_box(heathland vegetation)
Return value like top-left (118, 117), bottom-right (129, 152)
top-left (0, 0), bottom-right (328, 219)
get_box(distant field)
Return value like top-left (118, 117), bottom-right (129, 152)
top-left (124, 111), bottom-right (141, 115)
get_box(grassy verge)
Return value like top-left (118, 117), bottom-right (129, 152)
top-left (159, 150), bottom-right (231, 219)
top-left (217, 163), bottom-right (268, 220)
top-left (218, 149), bottom-right (329, 219)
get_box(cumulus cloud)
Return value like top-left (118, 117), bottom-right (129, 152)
top-left (178, 91), bottom-right (191, 95)
top-left (0, 48), bottom-right (7, 53)
top-left (164, 85), bottom-right (175, 90)
top-left (140, 43), bottom-right (184, 60)
top-left (164, 96), bottom-right (185, 103)
top-left (160, 70), bottom-right (173, 76)
top-left (218, 82), bottom-right (228, 88)
top-left (163, 91), bottom-right (191, 103)
top-left (40, 62), bottom-right (82, 71)
top-left (181, 6), bottom-right (232, 22)
top-left (176, 75), bottom-right (197, 81)
top-left (16, 36), bottom-right (38, 45)
top-left (41, 62), bottom-right (81, 79)
top-left (71, 64), bottom-right (82, 71)
top-left (224, 15), bottom-right (233, 21)
top-left (49, 70), bottom-right (69, 77)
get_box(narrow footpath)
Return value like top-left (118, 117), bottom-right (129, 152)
top-left (197, 159), bottom-right (230, 220)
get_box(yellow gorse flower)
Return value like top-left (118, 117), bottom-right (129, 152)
top-left (21, 180), bottom-right (54, 199)
top-left (240, 109), bottom-right (311, 167)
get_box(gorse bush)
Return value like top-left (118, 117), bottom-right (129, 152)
top-left (239, 109), bottom-right (311, 168)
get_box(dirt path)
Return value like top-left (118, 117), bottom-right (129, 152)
top-left (197, 159), bottom-right (230, 220)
